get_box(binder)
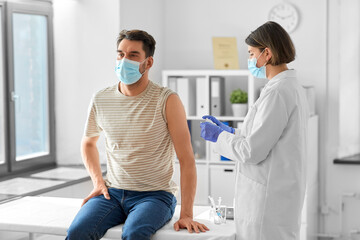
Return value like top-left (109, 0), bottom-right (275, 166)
top-left (210, 77), bottom-right (225, 116)
top-left (220, 121), bottom-right (231, 161)
top-left (177, 78), bottom-right (196, 116)
top-left (196, 77), bottom-right (209, 116)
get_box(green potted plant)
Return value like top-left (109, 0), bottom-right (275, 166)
top-left (230, 88), bottom-right (248, 117)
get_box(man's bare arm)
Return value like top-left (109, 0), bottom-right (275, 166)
top-left (81, 136), bottom-right (110, 206)
top-left (166, 94), bottom-right (209, 233)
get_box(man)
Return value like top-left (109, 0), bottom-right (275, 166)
top-left (66, 29), bottom-right (209, 240)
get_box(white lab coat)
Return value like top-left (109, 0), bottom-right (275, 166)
top-left (214, 70), bottom-right (309, 240)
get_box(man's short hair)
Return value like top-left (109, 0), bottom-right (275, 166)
top-left (245, 21), bottom-right (296, 66)
top-left (117, 30), bottom-right (156, 58)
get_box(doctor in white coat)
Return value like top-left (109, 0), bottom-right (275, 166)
top-left (200, 21), bottom-right (309, 240)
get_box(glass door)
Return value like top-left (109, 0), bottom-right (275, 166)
top-left (13, 13), bottom-right (50, 161)
top-left (6, 2), bottom-right (55, 173)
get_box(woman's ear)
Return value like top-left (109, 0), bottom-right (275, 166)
top-left (265, 48), bottom-right (272, 62)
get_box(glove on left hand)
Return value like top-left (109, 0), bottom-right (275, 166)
top-left (200, 122), bottom-right (224, 142)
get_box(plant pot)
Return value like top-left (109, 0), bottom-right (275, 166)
top-left (231, 103), bottom-right (248, 117)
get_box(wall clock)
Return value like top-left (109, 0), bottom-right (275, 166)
top-left (268, 2), bottom-right (300, 33)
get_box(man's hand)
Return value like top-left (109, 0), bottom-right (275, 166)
top-left (81, 184), bottom-right (110, 206)
top-left (174, 217), bottom-right (209, 233)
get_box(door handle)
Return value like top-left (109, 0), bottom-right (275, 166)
top-left (11, 92), bottom-right (19, 102)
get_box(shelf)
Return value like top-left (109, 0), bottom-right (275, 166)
top-left (175, 159), bottom-right (208, 164)
top-left (195, 159), bottom-right (208, 164)
top-left (175, 159), bottom-right (235, 165)
top-left (187, 116), bottom-right (245, 121)
top-left (163, 69), bottom-right (251, 77)
top-left (333, 153), bottom-right (360, 164)
top-left (209, 161), bottom-right (236, 166)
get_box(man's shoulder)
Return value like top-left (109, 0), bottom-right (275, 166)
top-left (93, 84), bottom-right (118, 100)
top-left (150, 80), bottom-right (165, 92)
top-left (149, 81), bottom-right (176, 98)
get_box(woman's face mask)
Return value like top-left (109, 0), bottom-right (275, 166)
top-left (248, 49), bottom-right (267, 79)
top-left (115, 58), bottom-right (147, 85)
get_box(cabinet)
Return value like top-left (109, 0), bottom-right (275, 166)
top-left (209, 165), bottom-right (236, 206)
top-left (173, 162), bottom-right (208, 205)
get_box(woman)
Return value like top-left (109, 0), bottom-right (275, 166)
top-left (200, 21), bottom-right (309, 240)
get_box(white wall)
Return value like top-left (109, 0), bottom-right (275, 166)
top-left (53, 0), bottom-right (120, 165)
top-left (325, 0), bottom-right (360, 237)
top-left (118, 0), bottom-right (165, 84)
top-left (162, 0), bottom-right (328, 130)
top-left (338, 0), bottom-right (360, 158)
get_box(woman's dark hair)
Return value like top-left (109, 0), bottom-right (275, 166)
top-left (117, 29), bottom-right (156, 58)
top-left (245, 21), bottom-right (295, 65)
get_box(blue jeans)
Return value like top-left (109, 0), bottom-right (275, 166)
top-left (66, 188), bottom-right (177, 240)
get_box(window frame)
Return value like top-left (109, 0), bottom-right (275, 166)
top-left (1, 0), bottom-right (56, 176)
top-left (0, 1), bottom-right (9, 176)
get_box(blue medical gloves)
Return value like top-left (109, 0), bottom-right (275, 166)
top-left (200, 122), bottom-right (224, 142)
top-left (202, 115), bottom-right (235, 134)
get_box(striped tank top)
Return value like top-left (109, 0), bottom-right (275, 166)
top-left (84, 81), bottom-right (178, 195)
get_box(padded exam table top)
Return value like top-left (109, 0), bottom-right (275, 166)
top-left (0, 196), bottom-right (235, 240)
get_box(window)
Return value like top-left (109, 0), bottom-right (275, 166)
top-left (13, 13), bottom-right (50, 161)
top-left (0, 1), bottom-right (55, 176)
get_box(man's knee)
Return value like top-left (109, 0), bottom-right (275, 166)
top-left (66, 221), bottom-right (99, 240)
top-left (122, 224), bottom-right (155, 240)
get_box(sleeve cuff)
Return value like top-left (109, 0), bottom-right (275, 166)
top-left (214, 131), bottom-right (233, 155)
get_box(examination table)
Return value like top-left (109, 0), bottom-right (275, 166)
top-left (0, 196), bottom-right (235, 239)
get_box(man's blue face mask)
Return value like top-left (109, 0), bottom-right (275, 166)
top-left (115, 58), bottom-right (147, 85)
top-left (247, 49), bottom-right (267, 79)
